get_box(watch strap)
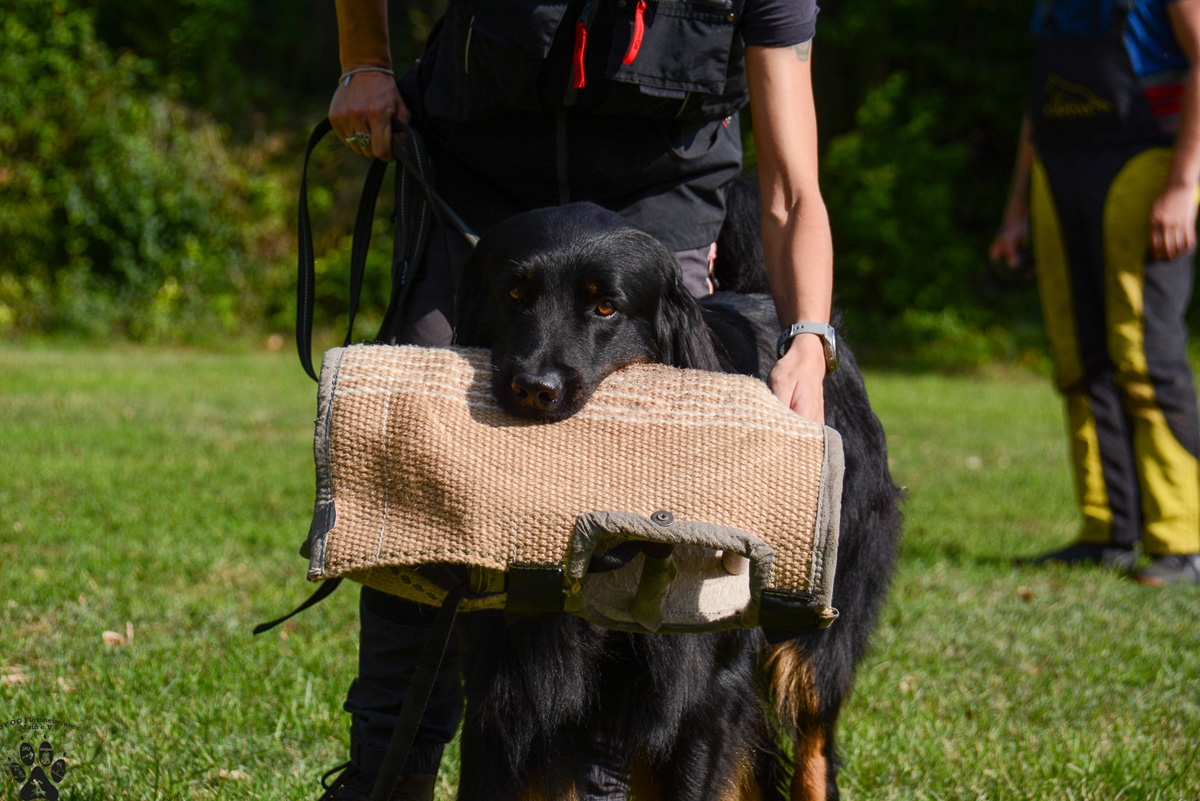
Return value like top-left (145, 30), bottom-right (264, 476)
top-left (776, 322), bottom-right (838, 374)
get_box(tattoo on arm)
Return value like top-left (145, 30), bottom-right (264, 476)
top-left (790, 40), bottom-right (812, 62)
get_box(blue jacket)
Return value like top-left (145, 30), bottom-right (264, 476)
top-left (1033, 0), bottom-right (1187, 77)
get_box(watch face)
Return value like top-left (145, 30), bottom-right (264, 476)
top-left (823, 342), bottom-right (837, 373)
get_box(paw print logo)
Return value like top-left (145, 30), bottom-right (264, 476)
top-left (6, 741), bottom-right (68, 800)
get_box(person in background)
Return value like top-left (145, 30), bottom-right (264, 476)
top-left (991, 0), bottom-right (1200, 585)
top-left (320, 0), bottom-right (836, 798)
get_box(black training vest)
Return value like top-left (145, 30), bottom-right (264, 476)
top-left (1029, 0), bottom-right (1171, 149)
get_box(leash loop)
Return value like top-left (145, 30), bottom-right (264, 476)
top-left (296, 118), bottom-right (333, 381)
top-left (295, 119), bottom-right (479, 381)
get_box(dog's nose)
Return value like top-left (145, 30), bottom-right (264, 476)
top-left (511, 373), bottom-right (563, 411)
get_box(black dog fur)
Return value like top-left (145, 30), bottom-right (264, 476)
top-left (451, 199), bottom-right (902, 801)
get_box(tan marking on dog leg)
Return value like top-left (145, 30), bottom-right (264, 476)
top-left (765, 642), bottom-right (828, 801)
top-left (518, 773), bottom-right (580, 801)
top-left (626, 758), bottom-right (661, 801)
top-left (725, 750), bottom-right (763, 801)
top-left (789, 731), bottom-right (826, 801)
top-left (628, 751), bottom-right (759, 801)
top-left (764, 641), bottom-right (819, 724)
top-left (517, 774), bottom-right (545, 801)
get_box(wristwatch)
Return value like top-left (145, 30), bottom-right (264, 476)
top-left (776, 322), bottom-right (838, 375)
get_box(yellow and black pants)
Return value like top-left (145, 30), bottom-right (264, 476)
top-left (1031, 144), bottom-right (1200, 556)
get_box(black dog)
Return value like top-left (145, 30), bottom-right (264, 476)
top-left (452, 201), bottom-right (902, 801)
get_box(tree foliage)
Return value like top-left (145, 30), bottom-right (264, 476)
top-left (2, 3), bottom-right (238, 337)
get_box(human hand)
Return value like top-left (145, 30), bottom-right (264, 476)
top-left (989, 218), bottom-right (1030, 269)
top-left (329, 71), bottom-right (410, 161)
top-left (769, 334), bottom-right (826, 424)
top-left (1149, 183), bottom-right (1199, 261)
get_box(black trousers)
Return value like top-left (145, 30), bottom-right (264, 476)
top-left (1031, 144), bottom-right (1200, 555)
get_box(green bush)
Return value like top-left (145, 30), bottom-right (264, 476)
top-left (0, 1), bottom-right (294, 340)
top-left (823, 75), bottom-right (975, 321)
top-left (91, 0), bottom-right (253, 110)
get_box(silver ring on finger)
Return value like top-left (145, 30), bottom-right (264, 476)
top-left (348, 131), bottom-right (371, 148)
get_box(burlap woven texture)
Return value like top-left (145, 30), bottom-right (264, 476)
top-left (306, 345), bottom-right (842, 629)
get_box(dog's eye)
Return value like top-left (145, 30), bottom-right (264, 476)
top-left (595, 300), bottom-right (616, 317)
top-left (507, 284), bottom-right (525, 302)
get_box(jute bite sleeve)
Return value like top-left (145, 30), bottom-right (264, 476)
top-left (304, 345), bottom-right (843, 634)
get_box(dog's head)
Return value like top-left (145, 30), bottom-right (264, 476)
top-left (455, 203), bottom-right (718, 421)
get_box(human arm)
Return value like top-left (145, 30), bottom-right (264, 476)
top-left (329, 0), bottom-right (409, 161)
top-left (745, 41), bottom-right (832, 424)
top-left (1150, 0), bottom-right (1200, 260)
top-left (990, 114), bottom-right (1036, 268)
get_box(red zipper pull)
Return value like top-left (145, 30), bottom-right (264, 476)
top-left (572, 21), bottom-right (588, 89)
top-left (623, 0), bottom-right (647, 65)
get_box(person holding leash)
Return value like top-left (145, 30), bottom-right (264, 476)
top-left (991, 0), bottom-right (1200, 585)
top-left (319, 0), bottom-right (835, 798)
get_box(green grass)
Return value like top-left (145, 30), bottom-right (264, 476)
top-left (841, 372), bottom-right (1200, 800)
top-left (2, 345), bottom-right (1198, 800)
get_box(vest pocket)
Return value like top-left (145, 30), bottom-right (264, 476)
top-left (424, 1), bottom-right (566, 121)
top-left (598, 0), bottom-right (740, 118)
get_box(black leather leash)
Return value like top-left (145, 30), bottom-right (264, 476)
top-left (251, 575), bottom-right (343, 635)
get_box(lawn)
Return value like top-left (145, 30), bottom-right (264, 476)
top-left (2, 344), bottom-right (1197, 800)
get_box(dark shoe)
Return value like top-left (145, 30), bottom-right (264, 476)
top-left (1133, 553), bottom-right (1200, 586)
top-left (1016, 542), bottom-right (1139, 570)
top-left (318, 762), bottom-right (437, 801)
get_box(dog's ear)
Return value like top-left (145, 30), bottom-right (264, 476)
top-left (654, 259), bottom-right (722, 372)
top-left (452, 245), bottom-right (489, 346)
